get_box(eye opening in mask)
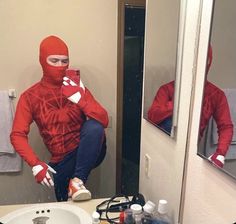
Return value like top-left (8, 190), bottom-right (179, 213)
top-left (46, 55), bottom-right (69, 67)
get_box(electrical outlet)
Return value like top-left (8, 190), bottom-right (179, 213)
top-left (145, 154), bottom-right (151, 178)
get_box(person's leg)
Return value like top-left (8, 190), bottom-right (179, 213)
top-left (73, 119), bottom-right (107, 182)
top-left (51, 119), bottom-right (106, 201)
top-left (49, 150), bottom-right (77, 201)
top-left (158, 116), bottom-right (172, 134)
top-left (68, 119), bottom-right (106, 201)
top-left (94, 135), bottom-right (107, 168)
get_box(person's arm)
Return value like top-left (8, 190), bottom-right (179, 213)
top-left (77, 88), bottom-right (109, 128)
top-left (147, 83), bottom-right (174, 124)
top-left (209, 92), bottom-right (233, 167)
top-left (213, 93), bottom-right (233, 156)
top-left (10, 94), bottom-right (40, 166)
top-left (10, 94), bottom-right (56, 187)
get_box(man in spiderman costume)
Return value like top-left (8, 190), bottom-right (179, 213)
top-left (147, 44), bottom-right (233, 168)
top-left (10, 35), bottom-right (109, 202)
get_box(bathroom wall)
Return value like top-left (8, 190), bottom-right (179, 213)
top-left (0, 0), bottom-right (117, 204)
top-left (182, 0), bottom-right (236, 223)
top-left (139, 0), bottom-right (201, 223)
top-left (208, 0), bottom-right (236, 89)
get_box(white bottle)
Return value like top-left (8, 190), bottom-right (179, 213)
top-left (130, 204), bottom-right (143, 224)
top-left (154, 200), bottom-right (172, 224)
top-left (143, 200), bottom-right (156, 215)
top-left (142, 201), bottom-right (156, 224)
top-left (92, 211), bottom-right (100, 224)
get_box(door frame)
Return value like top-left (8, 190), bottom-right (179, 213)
top-left (116, 0), bottom-right (146, 193)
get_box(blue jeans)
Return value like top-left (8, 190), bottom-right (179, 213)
top-left (49, 119), bottom-right (106, 201)
top-left (158, 116), bottom-right (172, 134)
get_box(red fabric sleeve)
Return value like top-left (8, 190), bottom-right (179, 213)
top-left (213, 92), bottom-right (233, 156)
top-left (77, 88), bottom-right (109, 128)
top-left (10, 94), bottom-right (40, 167)
top-left (147, 82), bottom-right (174, 124)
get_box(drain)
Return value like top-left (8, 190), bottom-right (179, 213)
top-left (32, 216), bottom-right (49, 224)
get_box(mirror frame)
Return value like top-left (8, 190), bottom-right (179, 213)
top-left (142, 0), bottom-right (187, 138)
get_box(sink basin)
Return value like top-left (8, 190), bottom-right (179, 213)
top-left (0, 203), bottom-right (92, 224)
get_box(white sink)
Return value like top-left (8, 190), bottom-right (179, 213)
top-left (0, 203), bottom-right (92, 224)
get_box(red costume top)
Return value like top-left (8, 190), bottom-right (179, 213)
top-left (148, 80), bottom-right (233, 156)
top-left (147, 80), bottom-right (175, 125)
top-left (10, 36), bottom-right (108, 167)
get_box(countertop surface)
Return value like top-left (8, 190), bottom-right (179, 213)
top-left (0, 198), bottom-right (106, 218)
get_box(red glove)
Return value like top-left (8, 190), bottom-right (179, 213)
top-left (62, 69), bottom-right (85, 104)
top-left (208, 152), bottom-right (225, 168)
top-left (32, 161), bottom-right (56, 187)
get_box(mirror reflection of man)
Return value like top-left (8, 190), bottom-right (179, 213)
top-left (10, 35), bottom-right (108, 202)
top-left (147, 44), bottom-right (233, 168)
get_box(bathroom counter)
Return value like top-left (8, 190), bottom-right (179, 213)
top-left (0, 198), bottom-right (105, 218)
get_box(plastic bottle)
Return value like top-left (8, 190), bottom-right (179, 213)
top-left (143, 200), bottom-right (156, 215)
top-left (153, 200), bottom-right (172, 224)
top-left (120, 211), bottom-right (125, 224)
top-left (141, 201), bottom-right (156, 224)
top-left (92, 211), bottom-right (100, 224)
top-left (130, 204), bottom-right (143, 224)
top-left (124, 209), bottom-right (135, 224)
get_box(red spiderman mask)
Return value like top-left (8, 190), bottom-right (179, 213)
top-left (40, 36), bottom-right (69, 87)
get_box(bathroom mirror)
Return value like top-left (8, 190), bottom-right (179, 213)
top-left (0, 0), bottom-right (120, 205)
top-left (142, 0), bottom-right (181, 137)
top-left (0, 0), bottom-right (187, 209)
top-left (197, 0), bottom-right (236, 179)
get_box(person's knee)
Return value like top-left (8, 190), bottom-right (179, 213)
top-left (82, 119), bottom-right (104, 136)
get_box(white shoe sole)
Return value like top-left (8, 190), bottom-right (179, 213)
top-left (72, 189), bottom-right (91, 201)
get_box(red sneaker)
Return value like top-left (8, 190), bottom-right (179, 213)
top-left (68, 179), bottom-right (91, 201)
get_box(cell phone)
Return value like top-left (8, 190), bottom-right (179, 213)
top-left (65, 69), bottom-right (80, 84)
top-left (66, 68), bottom-right (80, 77)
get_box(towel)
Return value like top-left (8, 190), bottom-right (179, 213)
top-left (212, 89), bottom-right (236, 144)
top-left (0, 90), bottom-right (22, 172)
top-left (0, 91), bottom-right (15, 154)
top-left (0, 152), bottom-right (22, 172)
